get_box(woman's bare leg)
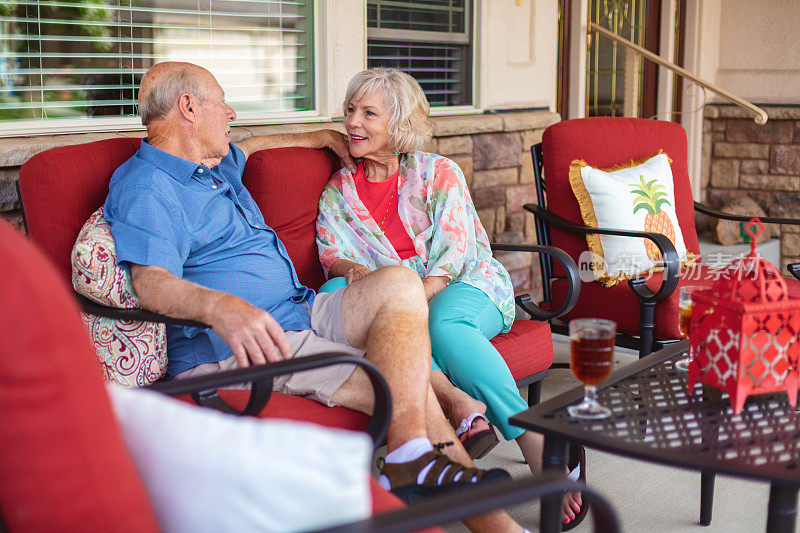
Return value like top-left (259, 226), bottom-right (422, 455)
top-left (516, 431), bottom-right (582, 523)
top-left (430, 369), bottom-right (490, 434)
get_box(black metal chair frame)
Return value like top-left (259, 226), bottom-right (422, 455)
top-left (315, 474), bottom-right (619, 533)
top-left (528, 142), bottom-right (800, 359)
top-left (491, 243), bottom-right (580, 406)
top-left (149, 352), bottom-right (391, 446)
top-left (75, 291), bottom-right (389, 444)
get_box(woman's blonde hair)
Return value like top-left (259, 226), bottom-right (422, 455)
top-left (343, 68), bottom-right (433, 154)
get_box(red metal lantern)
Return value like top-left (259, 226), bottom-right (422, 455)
top-left (686, 218), bottom-right (800, 413)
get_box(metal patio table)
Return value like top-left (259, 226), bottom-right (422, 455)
top-left (510, 340), bottom-right (800, 533)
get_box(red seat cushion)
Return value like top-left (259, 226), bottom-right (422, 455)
top-left (0, 220), bottom-right (158, 533)
top-left (175, 390), bottom-right (372, 432)
top-left (542, 117), bottom-right (700, 277)
top-left (491, 319), bottom-right (553, 380)
top-left (19, 137), bottom-right (141, 285)
top-left (370, 478), bottom-right (406, 513)
top-left (551, 266), bottom-right (800, 339)
top-left (243, 147), bottom-right (339, 291)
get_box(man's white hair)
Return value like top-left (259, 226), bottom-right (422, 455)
top-left (138, 64), bottom-right (208, 126)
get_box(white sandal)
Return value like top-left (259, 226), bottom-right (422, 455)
top-left (454, 412), bottom-right (500, 460)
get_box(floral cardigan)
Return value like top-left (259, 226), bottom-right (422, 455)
top-left (316, 151), bottom-right (515, 332)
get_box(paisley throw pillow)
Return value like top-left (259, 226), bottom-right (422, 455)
top-left (72, 207), bottom-right (167, 386)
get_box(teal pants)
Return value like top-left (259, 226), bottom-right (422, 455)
top-left (319, 278), bottom-right (526, 440)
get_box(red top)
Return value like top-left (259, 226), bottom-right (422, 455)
top-left (353, 163), bottom-right (416, 260)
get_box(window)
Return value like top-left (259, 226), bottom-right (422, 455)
top-left (367, 0), bottom-right (472, 108)
top-left (0, 0), bottom-right (314, 131)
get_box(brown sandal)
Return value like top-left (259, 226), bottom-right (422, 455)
top-left (379, 447), bottom-right (510, 504)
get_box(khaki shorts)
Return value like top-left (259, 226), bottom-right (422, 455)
top-left (174, 287), bottom-right (365, 406)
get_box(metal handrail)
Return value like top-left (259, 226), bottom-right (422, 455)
top-left (589, 21), bottom-right (769, 125)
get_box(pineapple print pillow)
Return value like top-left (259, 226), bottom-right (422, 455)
top-left (569, 151), bottom-right (692, 286)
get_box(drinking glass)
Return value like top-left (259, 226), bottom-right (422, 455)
top-left (567, 318), bottom-right (616, 420)
top-left (674, 285), bottom-right (701, 372)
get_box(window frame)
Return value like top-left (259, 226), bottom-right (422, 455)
top-left (367, 29), bottom-right (469, 46)
top-left (0, 0), bottom-right (325, 137)
top-left (366, 0), bottom-right (480, 112)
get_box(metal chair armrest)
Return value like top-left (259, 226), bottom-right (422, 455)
top-left (694, 201), bottom-right (800, 226)
top-left (312, 475), bottom-right (620, 533)
top-left (78, 294), bottom-right (392, 443)
top-left (491, 243), bottom-right (581, 320)
top-left (149, 354), bottom-right (391, 447)
top-left (524, 203), bottom-right (680, 303)
top-left (695, 202), bottom-right (800, 279)
top-left (77, 293), bottom-right (279, 415)
top-left (76, 292), bottom-right (208, 327)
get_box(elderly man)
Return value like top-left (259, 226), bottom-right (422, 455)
top-left (104, 62), bottom-right (529, 532)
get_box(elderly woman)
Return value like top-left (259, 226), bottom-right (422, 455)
top-left (316, 68), bottom-right (583, 526)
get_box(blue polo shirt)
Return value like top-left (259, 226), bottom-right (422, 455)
top-left (104, 139), bottom-right (315, 378)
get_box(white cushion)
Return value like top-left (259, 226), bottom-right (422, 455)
top-left (569, 152), bottom-right (691, 286)
top-left (108, 385), bottom-right (372, 533)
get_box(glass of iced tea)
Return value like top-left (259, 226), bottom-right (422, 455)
top-left (674, 285), bottom-right (701, 372)
top-left (567, 318), bottom-right (616, 420)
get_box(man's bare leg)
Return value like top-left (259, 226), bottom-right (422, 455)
top-left (329, 267), bottom-right (525, 533)
top-left (330, 266), bottom-right (430, 450)
top-left (422, 382), bottom-right (524, 533)
top-left (429, 359), bottom-right (581, 524)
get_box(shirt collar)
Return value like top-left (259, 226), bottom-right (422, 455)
top-left (138, 139), bottom-right (208, 184)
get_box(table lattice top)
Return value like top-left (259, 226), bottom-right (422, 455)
top-left (512, 341), bottom-right (800, 484)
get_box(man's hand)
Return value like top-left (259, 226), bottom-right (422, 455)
top-left (207, 293), bottom-right (292, 367)
top-left (131, 264), bottom-right (291, 369)
top-left (237, 129), bottom-right (356, 173)
top-left (315, 129), bottom-right (356, 173)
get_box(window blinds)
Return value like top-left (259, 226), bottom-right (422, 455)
top-left (0, 0), bottom-right (314, 123)
top-left (366, 0), bottom-right (471, 107)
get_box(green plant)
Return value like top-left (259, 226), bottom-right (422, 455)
top-left (3, 0), bottom-right (114, 53)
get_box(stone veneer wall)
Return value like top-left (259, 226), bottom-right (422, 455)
top-left (0, 110), bottom-right (559, 299)
top-left (703, 105), bottom-right (800, 272)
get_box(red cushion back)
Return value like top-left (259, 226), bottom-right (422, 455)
top-left (18, 137), bottom-right (141, 284)
top-left (0, 220), bottom-right (158, 532)
top-left (542, 117), bottom-right (699, 275)
top-left (19, 139), bottom-right (336, 291)
top-left (243, 147), bottom-right (338, 290)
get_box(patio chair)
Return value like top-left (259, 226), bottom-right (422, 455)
top-left (0, 216), bottom-right (621, 533)
top-left (526, 116), bottom-right (800, 526)
top-left (528, 117), bottom-right (800, 358)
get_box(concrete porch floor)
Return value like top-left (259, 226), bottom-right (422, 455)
top-left (439, 335), bottom-right (776, 533)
